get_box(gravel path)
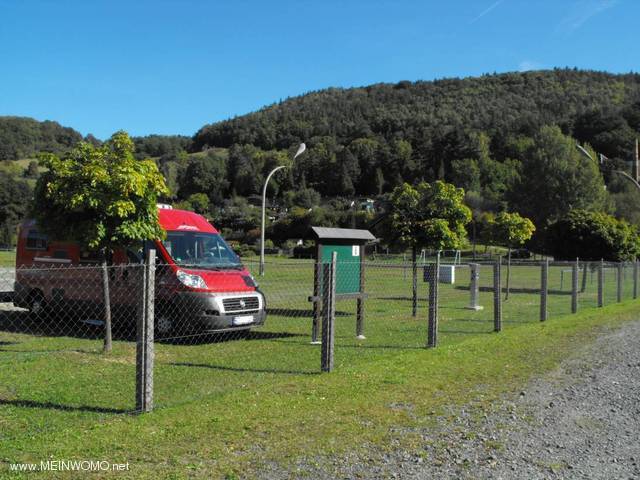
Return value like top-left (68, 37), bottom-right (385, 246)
top-left (263, 320), bottom-right (640, 479)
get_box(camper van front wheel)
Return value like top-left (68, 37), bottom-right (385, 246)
top-left (28, 292), bottom-right (46, 318)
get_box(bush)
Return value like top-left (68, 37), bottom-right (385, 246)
top-left (292, 244), bottom-right (315, 259)
top-left (546, 209), bottom-right (640, 261)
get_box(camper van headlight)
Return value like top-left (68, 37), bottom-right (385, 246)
top-left (176, 270), bottom-right (207, 289)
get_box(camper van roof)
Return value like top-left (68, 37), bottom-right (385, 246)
top-left (157, 208), bottom-right (218, 234)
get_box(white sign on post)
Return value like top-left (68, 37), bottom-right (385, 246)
top-left (352, 245), bottom-right (360, 257)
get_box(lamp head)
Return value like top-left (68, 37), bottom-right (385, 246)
top-left (294, 143), bottom-right (306, 160)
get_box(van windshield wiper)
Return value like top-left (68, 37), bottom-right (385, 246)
top-left (191, 264), bottom-right (243, 271)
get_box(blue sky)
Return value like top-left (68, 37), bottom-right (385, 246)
top-left (0, 0), bottom-right (636, 139)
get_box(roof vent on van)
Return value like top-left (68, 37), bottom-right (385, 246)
top-left (157, 204), bottom-right (173, 209)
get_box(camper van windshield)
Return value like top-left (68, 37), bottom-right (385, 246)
top-left (162, 232), bottom-right (242, 269)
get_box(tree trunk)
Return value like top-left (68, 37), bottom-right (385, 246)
top-left (412, 246), bottom-right (417, 317)
top-left (505, 247), bottom-right (511, 301)
top-left (472, 220), bottom-right (477, 261)
top-left (102, 253), bottom-right (113, 353)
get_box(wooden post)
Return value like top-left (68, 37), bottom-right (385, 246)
top-left (598, 259), bottom-right (604, 307)
top-left (540, 259), bottom-right (548, 322)
top-left (494, 256), bottom-right (502, 331)
top-left (412, 246), bottom-right (417, 317)
top-left (136, 249), bottom-right (155, 413)
top-left (311, 244), bottom-right (322, 344)
top-left (617, 262), bottom-right (623, 303)
top-left (571, 258), bottom-right (579, 313)
top-left (427, 253), bottom-right (440, 347)
top-left (321, 252), bottom-right (337, 372)
top-left (101, 255), bottom-right (112, 353)
top-left (634, 259), bottom-right (638, 300)
top-left (581, 260), bottom-right (588, 293)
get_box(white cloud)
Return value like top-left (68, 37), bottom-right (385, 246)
top-left (557, 0), bottom-right (618, 34)
top-left (469, 0), bottom-right (506, 24)
top-left (518, 60), bottom-right (544, 72)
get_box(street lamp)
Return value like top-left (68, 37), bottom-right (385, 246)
top-left (259, 143), bottom-right (306, 276)
top-left (575, 143), bottom-right (640, 192)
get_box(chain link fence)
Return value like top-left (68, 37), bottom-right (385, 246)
top-left (1, 255), bottom-right (638, 413)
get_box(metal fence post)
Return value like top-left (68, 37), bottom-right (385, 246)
top-left (598, 259), bottom-right (604, 307)
top-left (617, 262), bottom-right (623, 303)
top-left (493, 256), bottom-right (502, 332)
top-left (136, 249), bottom-right (155, 413)
top-left (634, 259), bottom-right (638, 300)
top-left (427, 254), bottom-right (440, 347)
top-left (540, 259), bottom-right (548, 322)
top-left (321, 252), bottom-right (337, 372)
top-left (571, 258), bottom-right (579, 314)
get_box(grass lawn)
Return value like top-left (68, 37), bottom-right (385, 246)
top-left (0, 250), bottom-right (15, 267)
top-left (0, 258), bottom-right (637, 478)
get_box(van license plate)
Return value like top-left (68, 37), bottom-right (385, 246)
top-left (233, 315), bottom-right (253, 326)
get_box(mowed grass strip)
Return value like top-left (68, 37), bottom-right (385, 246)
top-left (1, 286), bottom-right (639, 479)
top-left (0, 250), bottom-right (15, 268)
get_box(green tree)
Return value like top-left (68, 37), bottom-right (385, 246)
top-left (24, 160), bottom-right (39, 179)
top-left (546, 210), bottom-right (640, 261)
top-left (178, 150), bottom-right (228, 204)
top-left (490, 211), bottom-right (536, 300)
top-left (33, 131), bottom-right (169, 352)
top-left (0, 171), bottom-right (32, 246)
top-left (175, 193), bottom-right (210, 215)
top-left (509, 126), bottom-right (609, 226)
top-left (389, 181), bottom-right (471, 316)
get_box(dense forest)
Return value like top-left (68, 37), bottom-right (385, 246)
top-left (0, 116), bottom-right (85, 160)
top-left (1, 69), bottom-right (640, 252)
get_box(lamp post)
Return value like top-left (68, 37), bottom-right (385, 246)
top-left (259, 143), bottom-right (306, 276)
top-left (576, 143), bottom-right (640, 192)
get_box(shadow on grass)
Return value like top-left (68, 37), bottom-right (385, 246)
top-left (467, 286), bottom-right (571, 296)
top-left (439, 328), bottom-right (494, 335)
top-left (169, 361), bottom-right (319, 376)
top-left (0, 347), bottom-right (99, 355)
top-left (0, 398), bottom-right (130, 414)
top-left (267, 308), bottom-right (351, 318)
top-left (0, 309), bottom-right (137, 341)
top-left (336, 343), bottom-right (425, 350)
top-left (156, 330), bottom-right (308, 345)
top-left (375, 296), bottom-right (428, 302)
top-left (1, 310), bottom-right (309, 348)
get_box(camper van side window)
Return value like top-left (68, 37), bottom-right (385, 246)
top-left (26, 230), bottom-right (48, 250)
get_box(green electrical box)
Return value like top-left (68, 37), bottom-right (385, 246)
top-left (309, 227), bottom-right (376, 342)
top-left (320, 243), bottom-right (362, 294)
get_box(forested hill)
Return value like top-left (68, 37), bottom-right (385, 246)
top-left (0, 116), bottom-right (85, 160)
top-left (2, 69), bottom-right (640, 248)
top-left (194, 69), bottom-right (640, 159)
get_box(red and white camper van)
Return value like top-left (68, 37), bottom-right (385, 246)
top-left (13, 206), bottom-right (266, 335)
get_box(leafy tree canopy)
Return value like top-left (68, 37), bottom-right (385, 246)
top-left (509, 126), bottom-right (609, 226)
top-left (491, 211), bottom-right (536, 248)
top-left (33, 131), bottom-right (169, 251)
top-left (546, 209), bottom-right (640, 261)
top-left (389, 181), bottom-right (471, 251)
